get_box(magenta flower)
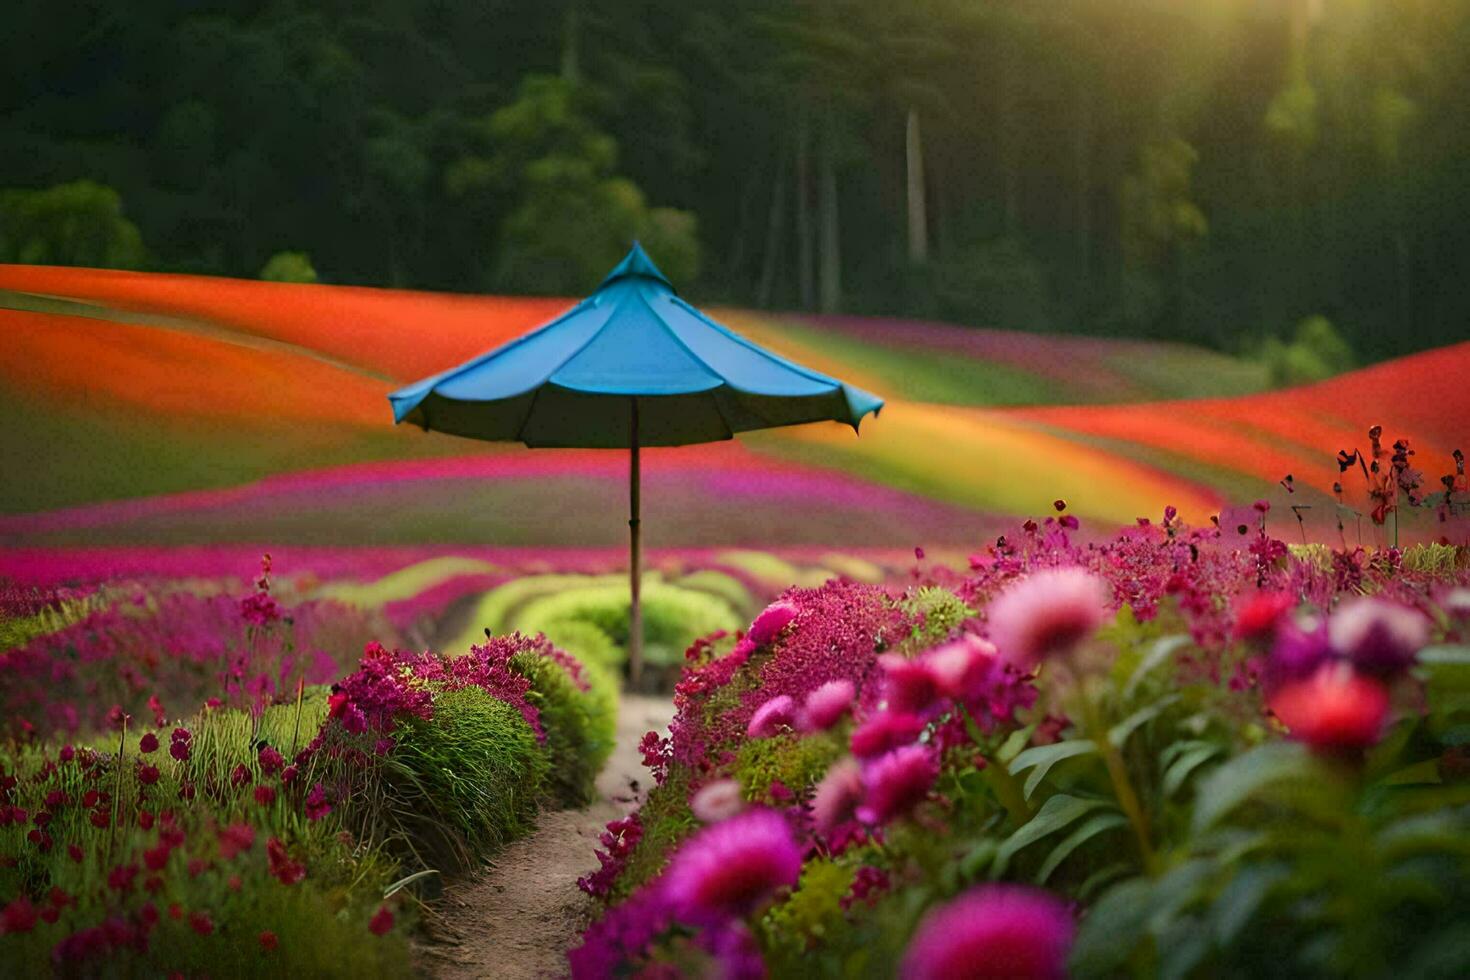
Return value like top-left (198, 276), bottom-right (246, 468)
top-left (747, 695), bottom-right (799, 739)
top-left (1327, 597), bottom-right (1430, 678)
top-left (1232, 591), bottom-right (1296, 643)
top-left (803, 679), bottom-right (856, 731)
top-left (858, 743), bottom-right (938, 825)
top-left (810, 757), bottom-right (864, 838)
top-left (747, 600), bottom-right (799, 649)
top-left (879, 654), bottom-right (943, 715)
top-left (258, 744), bottom-right (285, 774)
top-left (985, 568), bottom-right (1110, 667)
top-left (900, 885), bottom-right (1075, 980)
top-left (850, 711), bottom-right (927, 759)
top-left (138, 732), bottom-right (159, 754)
top-left (304, 783), bottom-right (331, 821)
top-left (691, 779), bottom-right (746, 823)
top-left (662, 808), bottom-right (801, 919)
top-left (922, 635), bottom-right (999, 701)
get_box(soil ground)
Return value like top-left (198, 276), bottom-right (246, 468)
top-left (419, 694), bottom-right (674, 979)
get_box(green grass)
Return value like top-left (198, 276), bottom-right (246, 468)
top-left (513, 649), bottom-right (618, 806)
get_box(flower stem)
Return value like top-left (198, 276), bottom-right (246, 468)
top-left (960, 706), bottom-right (1032, 824)
top-left (1071, 673), bottom-right (1158, 876)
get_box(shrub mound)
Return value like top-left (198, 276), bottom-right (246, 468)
top-left (572, 509), bottom-right (1470, 978)
top-left (0, 564), bottom-right (613, 976)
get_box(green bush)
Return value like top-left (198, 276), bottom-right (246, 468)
top-left (1263, 314), bottom-right (1355, 387)
top-left (379, 687), bottom-right (547, 868)
top-left (0, 180), bottom-right (145, 268)
top-left (538, 617), bottom-right (625, 673)
top-left (508, 580), bottom-right (741, 668)
top-left (259, 250), bottom-right (318, 283)
top-left (512, 648), bottom-right (617, 806)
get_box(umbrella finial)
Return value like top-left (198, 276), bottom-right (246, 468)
top-left (600, 241), bottom-right (674, 291)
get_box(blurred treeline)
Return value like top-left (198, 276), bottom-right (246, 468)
top-left (2, 0), bottom-right (1467, 360)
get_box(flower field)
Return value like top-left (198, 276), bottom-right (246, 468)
top-left (1, 555), bottom-right (619, 974)
top-left (572, 510), bottom-right (1470, 978)
top-left (5, 266), bottom-right (1465, 545)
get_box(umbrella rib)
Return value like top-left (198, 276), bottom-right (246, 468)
top-left (666, 294), bottom-right (846, 389)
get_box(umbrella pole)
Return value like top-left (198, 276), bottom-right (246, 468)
top-left (628, 398), bottom-right (643, 687)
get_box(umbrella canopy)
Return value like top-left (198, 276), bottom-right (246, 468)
top-left (389, 243), bottom-right (882, 445)
top-left (388, 243), bottom-right (882, 680)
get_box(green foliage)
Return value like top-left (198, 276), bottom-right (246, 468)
top-left (0, 181), bottom-right (144, 268)
top-left (901, 585), bottom-right (972, 648)
top-left (926, 238), bottom-right (1055, 331)
top-left (259, 250), bottom-right (319, 283)
top-left (538, 618), bottom-right (624, 673)
top-left (759, 858), bottom-right (855, 967)
top-left (508, 580), bottom-right (741, 668)
top-left (734, 731), bottom-right (845, 804)
top-left (612, 769), bottom-right (698, 900)
top-left (512, 648), bottom-right (617, 806)
top-left (376, 686), bottom-right (548, 869)
top-left (1263, 314), bottom-right (1355, 387)
top-left (0, 591), bottom-right (105, 652)
top-left (487, 75), bottom-right (699, 294)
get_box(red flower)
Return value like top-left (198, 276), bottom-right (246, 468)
top-left (1232, 592), bottom-right (1296, 643)
top-left (47, 887), bottom-right (71, 909)
top-left (368, 905), bottom-right (395, 936)
top-left (1, 896), bottom-right (38, 934)
top-left (1270, 664), bottom-right (1390, 754)
top-left (280, 764), bottom-right (298, 785)
top-left (188, 911), bottom-right (213, 936)
top-left (254, 785), bottom-right (277, 806)
top-left (138, 733), bottom-right (159, 754)
top-left (137, 764), bottom-right (160, 786)
top-left (168, 903), bottom-right (183, 920)
top-left (138, 809), bottom-right (155, 830)
top-left (259, 930), bottom-right (279, 951)
top-left (218, 822), bottom-right (256, 860)
top-left (230, 764), bottom-right (252, 788)
top-left (44, 790), bottom-right (69, 808)
top-left (169, 740), bottom-right (190, 762)
top-left (258, 744), bottom-right (285, 774)
top-left (81, 790), bottom-right (99, 808)
top-left (107, 863), bottom-right (139, 893)
top-left (67, 844), bottom-right (83, 863)
top-left (143, 844), bottom-right (170, 871)
top-left (304, 783), bottom-right (332, 821)
top-left (266, 837), bottom-right (306, 886)
top-left (327, 691), bottom-right (351, 720)
top-left (89, 809), bottom-right (110, 829)
top-left (227, 874), bottom-right (242, 892)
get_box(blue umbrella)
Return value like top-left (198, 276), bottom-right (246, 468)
top-left (389, 244), bottom-right (882, 679)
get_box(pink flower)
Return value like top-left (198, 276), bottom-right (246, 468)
top-left (922, 635), bottom-right (999, 700)
top-left (803, 679), bottom-right (856, 731)
top-left (259, 930), bottom-right (279, 951)
top-left (1270, 663), bottom-right (1390, 754)
top-left (1232, 592), bottom-right (1296, 643)
top-left (879, 654), bottom-right (943, 715)
top-left (218, 822), bottom-right (255, 860)
top-left (985, 568), bottom-right (1110, 667)
top-left (858, 744), bottom-right (938, 825)
top-left (304, 783), bottom-right (332, 821)
top-left (810, 758), bottom-right (864, 838)
top-left (691, 779), bottom-right (746, 823)
top-left (368, 905), bottom-right (395, 936)
top-left (1327, 597), bottom-right (1430, 679)
top-left (747, 695), bottom-right (799, 739)
top-left (850, 711), bottom-right (927, 759)
top-left (747, 600), bottom-right (800, 649)
top-left (663, 809), bottom-right (801, 919)
top-left (900, 885), bottom-right (1075, 980)
top-left (267, 837), bottom-right (306, 885)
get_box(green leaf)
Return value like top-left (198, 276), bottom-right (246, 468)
top-left (1192, 742), bottom-right (1315, 833)
top-left (1077, 861), bottom-right (1132, 901)
top-left (960, 838), bottom-right (998, 879)
top-left (1125, 634), bottom-right (1192, 698)
top-left (996, 725), bottom-right (1035, 764)
top-left (1069, 876), bottom-right (1154, 978)
top-left (1162, 743), bottom-right (1223, 798)
top-left (1009, 740), bottom-right (1098, 799)
top-left (1157, 915), bottom-right (1212, 980)
top-left (1210, 861), bottom-right (1288, 944)
top-left (993, 794), bottom-right (1113, 878)
top-left (1109, 693), bottom-right (1181, 748)
top-left (1035, 812), bottom-right (1128, 884)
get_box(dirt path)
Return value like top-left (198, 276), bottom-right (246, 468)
top-left (420, 694), bottom-right (673, 979)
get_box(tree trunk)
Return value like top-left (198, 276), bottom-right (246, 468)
top-left (756, 153), bottom-right (786, 308)
top-left (796, 106), bottom-right (816, 310)
top-left (1073, 73), bottom-right (1092, 284)
top-left (561, 4), bottom-right (581, 83)
top-left (818, 115), bottom-right (841, 314)
top-left (998, 33), bottom-right (1020, 237)
top-left (906, 107), bottom-right (928, 265)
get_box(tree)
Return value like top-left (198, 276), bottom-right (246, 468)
top-left (0, 181), bottom-right (145, 268)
